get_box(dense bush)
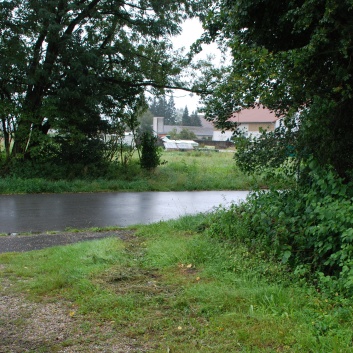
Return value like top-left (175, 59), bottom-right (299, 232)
top-left (139, 132), bottom-right (162, 170)
top-left (0, 133), bottom-right (125, 180)
top-left (207, 160), bottom-right (353, 294)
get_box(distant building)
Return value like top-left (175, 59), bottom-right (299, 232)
top-left (152, 116), bottom-right (213, 140)
top-left (152, 107), bottom-right (279, 147)
top-left (152, 117), bottom-right (165, 136)
top-left (213, 107), bottom-right (279, 141)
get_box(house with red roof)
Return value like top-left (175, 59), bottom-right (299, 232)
top-left (213, 106), bottom-right (279, 141)
top-left (152, 107), bottom-right (279, 149)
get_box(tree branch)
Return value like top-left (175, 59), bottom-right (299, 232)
top-left (100, 76), bottom-right (210, 94)
top-left (122, 1), bottom-right (153, 11)
top-left (63, 0), bottom-right (101, 37)
top-left (100, 15), bottom-right (119, 50)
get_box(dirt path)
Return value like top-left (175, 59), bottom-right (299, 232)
top-left (0, 230), bottom-right (151, 353)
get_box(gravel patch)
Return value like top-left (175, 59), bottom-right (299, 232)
top-left (0, 230), bottom-right (135, 254)
top-left (0, 272), bottom-right (147, 352)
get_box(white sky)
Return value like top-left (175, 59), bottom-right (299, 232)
top-left (170, 18), bottom-right (221, 112)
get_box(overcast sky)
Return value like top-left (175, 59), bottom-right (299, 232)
top-left (170, 18), bottom-right (220, 112)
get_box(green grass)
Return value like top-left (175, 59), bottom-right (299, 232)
top-left (1, 214), bottom-right (352, 352)
top-left (0, 151), bottom-right (289, 194)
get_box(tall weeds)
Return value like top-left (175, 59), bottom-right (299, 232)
top-left (207, 161), bottom-right (353, 295)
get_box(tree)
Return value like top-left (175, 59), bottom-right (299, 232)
top-left (0, 0), bottom-right (27, 161)
top-left (139, 131), bottom-right (162, 170)
top-left (198, 0), bottom-right (353, 181)
top-left (149, 97), bottom-right (159, 117)
top-left (149, 94), bottom-right (177, 125)
top-left (165, 94), bottom-right (177, 125)
top-left (189, 110), bottom-right (201, 126)
top-left (138, 109), bottom-right (154, 134)
top-left (168, 127), bottom-right (196, 140)
top-left (182, 106), bottom-right (191, 125)
top-left (175, 107), bottom-right (184, 124)
top-left (168, 128), bottom-right (179, 139)
top-left (151, 96), bottom-right (167, 118)
top-left (181, 106), bottom-right (200, 126)
top-left (178, 128), bottom-right (197, 140)
top-left (1, 0), bottom-right (208, 173)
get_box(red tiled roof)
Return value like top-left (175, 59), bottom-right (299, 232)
top-left (229, 107), bottom-right (278, 123)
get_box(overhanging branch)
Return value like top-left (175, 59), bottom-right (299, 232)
top-left (100, 76), bottom-right (211, 95)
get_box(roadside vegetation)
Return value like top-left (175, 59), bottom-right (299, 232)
top-left (1, 215), bottom-right (352, 352)
top-left (2, 1), bottom-right (353, 351)
top-left (195, 0), bottom-right (353, 300)
top-left (0, 150), bottom-right (289, 194)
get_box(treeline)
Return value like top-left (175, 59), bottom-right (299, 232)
top-left (149, 95), bottom-right (201, 126)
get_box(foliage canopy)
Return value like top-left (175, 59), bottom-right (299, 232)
top-left (198, 0), bottom-right (353, 181)
top-left (0, 0), bottom-right (208, 175)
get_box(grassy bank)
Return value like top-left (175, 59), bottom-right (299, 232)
top-left (0, 151), bottom-right (289, 194)
top-left (1, 214), bottom-right (352, 352)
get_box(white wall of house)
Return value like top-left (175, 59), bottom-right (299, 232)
top-left (212, 131), bottom-right (233, 141)
top-left (124, 133), bottom-right (134, 145)
top-left (212, 124), bottom-right (250, 141)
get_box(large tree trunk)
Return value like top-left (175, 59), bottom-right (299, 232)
top-left (11, 98), bottom-right (44, 159)
top-left (1, 117), bottom-right (11, 159)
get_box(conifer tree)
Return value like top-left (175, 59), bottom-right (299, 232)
top-left (190, 110), bottom-right (201, 126)
top-left (182, 106), bottom-right (191, 126)
top-left (165, 94), bottom-right (177, 125)
top-left (155, 97), bottom-right (167, 118)
top-left (149, 94), bottom-right (177, 125)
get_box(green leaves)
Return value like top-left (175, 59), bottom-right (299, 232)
top-left (199, 0), bottom-right (353, 181)
top-left (139, 131), bottom-right (162, 170)
top-left (205, 154), bottom-right (353, 294)
top-left (2, 0), bottom-right (202, 169)
top-left (234, 123), bottom-right (298, 177)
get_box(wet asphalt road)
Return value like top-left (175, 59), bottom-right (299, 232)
top-left (0, 191), bottom-right (249, 234)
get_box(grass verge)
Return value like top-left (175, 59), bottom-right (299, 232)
top-left (1, 214), bottom-right (350, 352)
top-left (0, 151), bottom-right (289, 194)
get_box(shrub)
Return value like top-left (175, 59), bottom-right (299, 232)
top-left (139, 132), bottom-right (162, 170)
top-left (207, 160), bottom-right (353, 295)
